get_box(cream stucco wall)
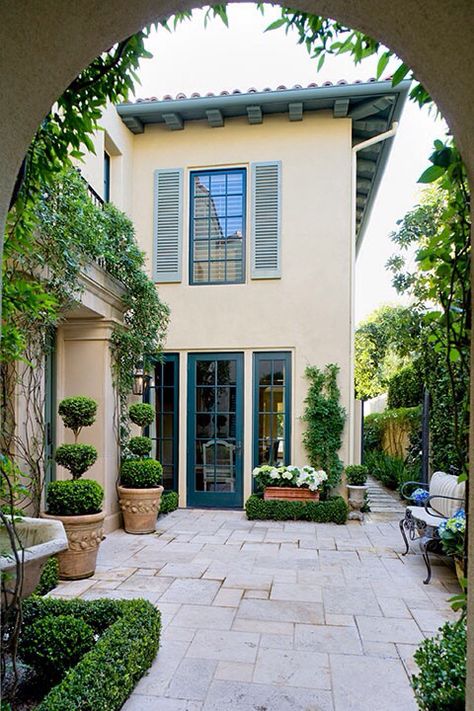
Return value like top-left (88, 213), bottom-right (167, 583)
top-left (76, 103), bottom-right (135, 216)
top-left (127, 111), bottom-right (355, 505)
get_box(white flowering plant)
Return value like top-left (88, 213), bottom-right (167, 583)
top-left (252, 464), bottom-right (327, 492)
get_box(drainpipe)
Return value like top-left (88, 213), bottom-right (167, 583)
top-left (349, 122), bottom-right (399, 465)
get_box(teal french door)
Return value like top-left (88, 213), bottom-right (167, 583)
top-left (187, 353), bottom-right (244, 508)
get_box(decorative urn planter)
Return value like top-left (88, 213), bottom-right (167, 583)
top-left (42, 511), bottom-right (105, 580)
top-left (0, 516), bottom-right (68, 602)
top-left (264, 487), bottom-right (319, 502)
top-left (117, 485), bottom-right (164, 534)
top-left (347, 484), bottom-right (367, 521)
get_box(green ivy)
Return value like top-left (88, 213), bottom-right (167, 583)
top-left (245, 494), bottom-right (348, 524)
top-left (302, 364), bottom-right (346, 491)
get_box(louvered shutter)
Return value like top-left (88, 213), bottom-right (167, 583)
top-left (153, 168), bottom-right (183, 282)
top-left (251, 161), bottom-right (281, 279)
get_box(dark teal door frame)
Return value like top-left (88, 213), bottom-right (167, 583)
top-left (187, 353), bottom-right (244, 508)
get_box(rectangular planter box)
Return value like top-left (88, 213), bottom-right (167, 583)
top-left (264, 487), bottom-right (320, 502)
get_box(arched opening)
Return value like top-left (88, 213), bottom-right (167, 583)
top-left (1, 0), bottom-right (472, 704)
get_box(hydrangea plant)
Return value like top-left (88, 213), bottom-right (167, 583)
top-left (252, 465), bottom-right (327, 492)
top-left (438, 509), bottom-right (465, 558)
top-left (411, 487), bottom-right (430, 505)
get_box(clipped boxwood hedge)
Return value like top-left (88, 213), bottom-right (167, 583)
top-left (245, 494), bottom-right (348, 524)
top-left (21, 596), bottom-right (161, 711)
top-left (159, 491), bottom-right (179, 515)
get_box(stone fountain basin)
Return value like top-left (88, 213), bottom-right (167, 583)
top-left (0, 516), bottom-right (68, 600)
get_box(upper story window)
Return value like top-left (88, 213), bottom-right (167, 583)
top-left (190, 168), bottom-right (246, 285)
top-left (103, 151), bottom-right (111, 202)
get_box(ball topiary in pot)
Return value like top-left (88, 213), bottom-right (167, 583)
top-left (118, 403), bottom-right (164, 534)
top-left (43, 396), bottom-right (104, 580)
top-left (344, 464), bottom-right (368, 521)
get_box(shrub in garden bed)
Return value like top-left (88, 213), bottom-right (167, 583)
top-left (19, 596), bottom-right (161, 711)
top-left (245, 494), bottom-right (348, 524)
top-left (159, 491), bottom-right (179, 515)
top-left (364, 450), bottom-right (409, 490)
top-left (34, 556), bottom-right (59, 596)
top-left (412, 619), bottom-right (466, 710)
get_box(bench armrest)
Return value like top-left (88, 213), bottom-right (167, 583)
top-left (399, 480), bottom-right (429, 500)
top-left (424, 494), bottom-right (465, 519)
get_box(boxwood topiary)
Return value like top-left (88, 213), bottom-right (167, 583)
top-left (120, 459), bottom-right (162, 488)
top-left (58, 396), bottom-right (97, 437)
top-left (129, 403), bottom-right (154, 428)
top-left (345, 464), bottom-right (368, 486)
top-left (159, 491), bottom-right (179, 515)
top-left (47, 479), bottom-right (104, 516)
top-left (128, 435), bottom-right (152, 457)
top-left (412, 619), bottom-right (466, 710)
top-left (21, 597), bottom-right (161, 711)
top-left (55, 443), bottom-right (97, 480)
top-left (34, 556), bottom-right (59, 596)
top-left (19, 614), bottom-right (95, 681)
top-left (245, 494), bottom-right (348, 524)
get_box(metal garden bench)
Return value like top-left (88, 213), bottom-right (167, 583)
top-left (399, 471), bottom-right (465, 584)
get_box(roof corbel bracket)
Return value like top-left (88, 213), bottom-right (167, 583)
top-left (206, 109), bottom-right (224, 128)
top-left (162, 112), bottom-right (184, 130)
top-left (288, 102), bottom-right (303, 121)
top-left (349, 95), bottom-right (394, 120)
top-left (333, 98), bottom-right (349, 118)
top-left (247, 105), bottom-right (263, 124)
top-left (122, 116), bottom-right (144, 134)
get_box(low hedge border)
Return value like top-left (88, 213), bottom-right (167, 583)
top-left (21, 596), bottom-right (161, 711)
top-left (159, 491), bottom-right (179, 515)
top-left (245, 494), bottom-right (348, 524)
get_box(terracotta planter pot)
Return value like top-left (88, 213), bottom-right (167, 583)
top-left (42, 511), bottom-right (105, 580)
top-left (117, 485), bottom-right (164, 534)
top-left (263, 486), bottom-right (320, 502)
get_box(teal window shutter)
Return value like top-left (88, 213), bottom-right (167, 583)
top-left (251, 161), bottom-right (281, 279)
top-left (153, 168), bottom-right (183, 282)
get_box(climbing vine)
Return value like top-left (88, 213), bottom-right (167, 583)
top-left (302, 364), bottom-right (346, 492)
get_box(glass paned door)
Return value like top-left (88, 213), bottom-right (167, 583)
top-left (187, 353), bottom-right (243, 507)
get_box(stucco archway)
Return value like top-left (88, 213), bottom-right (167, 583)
top-left (1, 0), bottom-right (474, 701)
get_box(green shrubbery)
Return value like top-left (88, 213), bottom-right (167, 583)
top-left (47, 479), bottom-right (104, 516)
top-left (49, 396), bottom-right (103, 515)
top-left (20, 614), bottom-right (95, 681)
top-left (58, 397), bottom-right (97, 438)
top-left (21, 596), bottom-right (161, 711)
top-left (245, 494), bottom-right (348, 524)
top-left (128, 403), bottom-right (154, 428)
top-left (54, 444), bottom-right (98, 480)
top-left (120, 459), bottom-right (162, 489)
top-left (412, 619), bottom-right (466, 710)
top-left (121, 403), bottom-right (162, 489)
top-left (387, 365), bottom-right (423, 409)
top-left (159, 491), bottom-right (179, 515)
top-left (128, 435), bottom-right (152, 457)
top-left (364, 451), bottom-right (410, 490)
top-left (344, 465), bottom-right (368, 486)
top-left (34, 556), bottom-right (59, 596)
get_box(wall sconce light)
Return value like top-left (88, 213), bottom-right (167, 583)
top-left (132, 361), bottom-right (145, 396)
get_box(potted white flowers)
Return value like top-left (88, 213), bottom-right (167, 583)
top-left (253, 465), bottom-right (327, 502)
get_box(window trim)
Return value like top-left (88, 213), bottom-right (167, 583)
top-left (144, 353), bottom-right (179, 493)
top-left (189, 167), bottom-right (247, 286)
top-left (103, 151), bottom-right (111, 203)
top-left (252, 351), bottom-right (292, 471)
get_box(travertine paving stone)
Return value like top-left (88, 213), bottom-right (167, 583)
top-left (51, 507), bottom-right (457, 710)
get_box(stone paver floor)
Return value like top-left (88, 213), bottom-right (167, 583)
top-left (50, 509), bottom-right (459, 711)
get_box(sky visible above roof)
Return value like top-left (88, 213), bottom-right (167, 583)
top-left (131, 3), bottom-right (446, 322)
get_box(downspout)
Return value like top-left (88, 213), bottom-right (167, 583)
top-left (349, 122), bottom-right (399, 464)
